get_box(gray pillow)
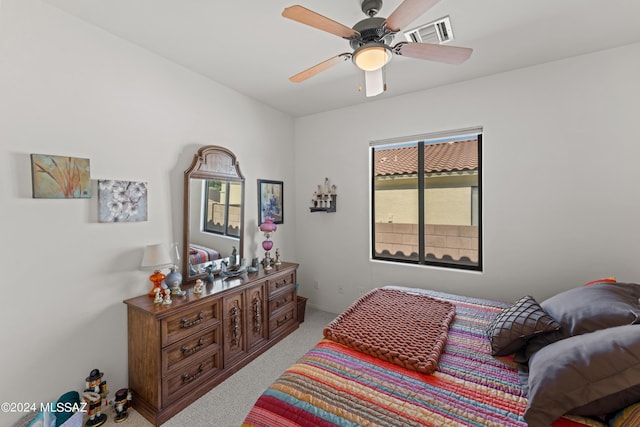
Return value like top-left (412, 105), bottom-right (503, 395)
top-left (522, 282), bottom-right (640, 361)
top-left (524, 324), bottom-right (640, 427)
top-left (486, 295), bottom-right (560, 356)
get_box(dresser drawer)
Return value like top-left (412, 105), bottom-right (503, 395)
top-left (162, 351), bottom-right (221, 404)
top-left (161, 299), bottom-right (221, 346)
top-left (162, 325), bottom-right (221, 373)
top-left (267, 271), bottom-right (295, 296)
top-left (269, 306), bottom-right (296, 337)
top-left (268, 289), bottom-right (295, 314)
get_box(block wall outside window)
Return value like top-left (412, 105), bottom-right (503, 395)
top-left (374, 222), bottom-right (479, 263)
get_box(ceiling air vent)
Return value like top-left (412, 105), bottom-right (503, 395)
top-left (403, 16), bottom-right (454, 44)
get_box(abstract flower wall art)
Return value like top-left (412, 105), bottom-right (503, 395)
top-left (31, 154), bottom-right (91, 198)
top-left (98, 180), bottom-right (148, 222)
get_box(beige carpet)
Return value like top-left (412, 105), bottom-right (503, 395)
top-left (98, 307), bottom-right (336, 427)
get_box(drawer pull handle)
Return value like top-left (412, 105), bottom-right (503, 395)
top-left (181, 311), bottom-right (205, 329)
top-left (230, 306), bottom-right (241, 346)
top-left (276, 313), bottom-right (291, 327)
top-left (275, 280), bottom-right (288, 289)
top-left (275, 296), bottom-right (290, 308)
top-left (181, 337), bottom-right (205, 356)
top-left (182, 364), bottom-right (204, 384)
top-left (253, 297), bottom-right (262, 333)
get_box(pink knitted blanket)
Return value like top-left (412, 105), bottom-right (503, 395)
top-left (323, 288), bottom-right (456, 374)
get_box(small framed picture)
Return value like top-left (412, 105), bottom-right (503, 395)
top-left (98, 180), bottom-right (148, 222)
top-left (258, 179), bottom-right (283, 224)
top-left (30, 154), bottom-right (91, 198)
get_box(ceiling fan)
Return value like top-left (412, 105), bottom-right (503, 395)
top-left (282, 0), bottom-right (473, 97)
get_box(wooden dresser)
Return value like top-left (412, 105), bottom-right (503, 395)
top-left (123, 262), bottom-right (298, 426)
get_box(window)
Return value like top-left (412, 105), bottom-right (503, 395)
top-left (371, 129), bottom-right (482, 271)
top-left (203, 180), bottom-right (242, 238)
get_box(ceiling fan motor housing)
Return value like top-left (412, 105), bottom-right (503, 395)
top-left (350, 17), bottom-right (393, 49)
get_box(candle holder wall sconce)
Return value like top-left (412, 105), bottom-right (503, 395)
top-left (310, 177), bottom-right (337, 213)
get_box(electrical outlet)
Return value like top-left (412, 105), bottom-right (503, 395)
top-left (313, 280), bottom-right (319, 290)
top-left (337, 286), bottom-right (344, 294)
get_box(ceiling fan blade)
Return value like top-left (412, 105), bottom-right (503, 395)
top-left (394, 42), bottom-right (472, 64)
top-left (385, 0), bottom-right (441, 32)
top-left (282, 5), bottom-right (360, 39)
top-left (365, 69), bottom-right (386, 97)
top-left (289, 53), bottom-right (351, 83)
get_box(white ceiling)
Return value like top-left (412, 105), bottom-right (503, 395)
top-left (43, 0), bottom-right (640, 117)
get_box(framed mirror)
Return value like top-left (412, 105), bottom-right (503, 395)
top-left (183, 146), bottom-right (244, 282)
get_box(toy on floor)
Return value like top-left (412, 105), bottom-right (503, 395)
top-left (82, 369), bottom-right (108, 427)
top-left (112, 388), bottom-right (131, 423)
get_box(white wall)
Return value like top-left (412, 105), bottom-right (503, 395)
top-left (294, 43), bottom-right (640, 314)
top-left (0, 1), bottom-right (294, 423)
top-left (2, 0), bottom-right (639, 422)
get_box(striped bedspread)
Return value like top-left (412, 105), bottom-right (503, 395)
top-left (243, 289), bottom-right (605, 427)
top-left (188, 244), bottom-right (220, 265)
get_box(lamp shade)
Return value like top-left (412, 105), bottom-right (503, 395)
top-left (353, 44), bottom-right (391, 71)
top-left (141, 244), bottom-right (173, 270)
top-left (259, 217), bottom-right (277, 233)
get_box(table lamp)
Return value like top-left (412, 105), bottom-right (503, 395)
top-left (259, 217), bottom-right (277, 271)
top-left (141, 243), bottom-right (173, 296)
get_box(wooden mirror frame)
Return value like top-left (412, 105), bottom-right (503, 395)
top-left (183, 145), bottom-right (244, 283)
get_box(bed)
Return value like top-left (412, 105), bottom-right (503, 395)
top-left (188, 243), bottom-right (220, 265)
top-left (243, 282), bottom-right (640, 427)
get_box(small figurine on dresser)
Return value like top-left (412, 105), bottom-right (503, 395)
top-left (153, 287), bottom-right (163, 304)
top-left (263, 251), bottom-right (272, 271)
top-left (162, 288), bottom-right (172, 305)
top-left (275, 248), bottom-right (281, 266)
top-left (205, 264), bottom-right (215, 283)
top-left (112, 388), bottom-right (131, 423)
top-left (247, 257), bottom-right (259, 273)
top-left (193, 278), bottom-right (204, 294)
top-left (230, 246), bottom-right (238, 266)
top-left (170, 281), bottom-right (186, 297)
top-left (82, 369), bottom-right (108, 427)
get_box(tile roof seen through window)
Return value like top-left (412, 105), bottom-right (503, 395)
top-left (374, 139), bottom-right (478, 176)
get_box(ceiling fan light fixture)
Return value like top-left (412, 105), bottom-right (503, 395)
top-left (353, 44), bottom-right (391, 71)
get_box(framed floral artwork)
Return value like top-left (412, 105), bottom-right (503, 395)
top-left (98, 180), bottom-right (148, 223)
top-left (30, 154), bottom-right (91, 198)
top-left (258, 179), bottom-right (283, 224)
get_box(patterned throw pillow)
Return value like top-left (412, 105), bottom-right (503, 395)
top-left (486, 295), bottom-right (560, 356)
top-left (609, 402), bottom-right (640, 427)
